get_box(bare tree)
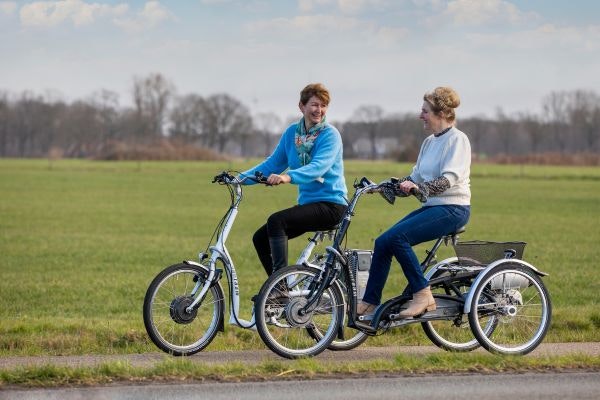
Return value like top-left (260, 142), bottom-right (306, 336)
top-left (567, 90), bottom-right (600, 152)
top-left (518, 112), bottom-right (545, 154)
top-left (11, 91), bottom-right (62, 157)
top-left (58, 100), bottom-right (105, 157)
top-left (169, 94), bottom-right (208, 144)
top-left (202, 93), bottom-right (252, 153)
top-left (132, 73), bottom-right (175, 139)
top-left (495, 108), bottom-right (520, 155)
top-left (542, 91), bottom-right (570, 153)
top-left (351, 105), bottom-right (384, 160)
top-left (459, 117), bottom-right (490, 156)
top-left (88, 89), bottom-right (121, 142)
top-left (253, 112), bottom-right (282, 157)
top-left (0, 92), bottom-right (8, 156)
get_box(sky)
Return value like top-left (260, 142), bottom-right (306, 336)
top-left (1, 0), bottom-right (599, 124)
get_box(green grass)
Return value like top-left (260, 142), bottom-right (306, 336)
top-left (1, 158), bottom-right (600, 357)
top-left (2, 353), bottom-right (599, 387)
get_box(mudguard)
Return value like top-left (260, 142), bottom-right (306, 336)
top-left (463, 259), bottom-right (548, 313)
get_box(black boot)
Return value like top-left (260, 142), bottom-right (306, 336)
top-left (269, 235), bottom-right (288, 272)
top-left (253, 228), bottom-right (274, 275)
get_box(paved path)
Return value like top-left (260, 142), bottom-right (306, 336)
top-left (4, 372), bottom-right (600, 400)
top-left (1, 342), bottom-right (599, 370)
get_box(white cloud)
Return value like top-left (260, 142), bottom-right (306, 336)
top-left (0, 1), bottom-right (17, 15)
top-left (246, 14), bottom-right (364, 34)
top-left (374, 25), bottom-right (409, 45)
top-left (336, 0), bottom-right (387, 14)
top-left (298, 0), bottom-right (334, 13)
top-left (19, 0), bottom-right (128, 27)
top-left (113, 1), bottom-right (175, 33)
top-left (298, 0), bottom-right (391, 14)
top-left (200, 0), bottom-right (233, 4)
top-left (432, 0), bottom-right (540, 27)
top-left (246, 12), bottom-right (408, 49)
top-left (467, 23), bottom-right (600, 52)
top-left (140, 1), bottom-right (172, 25)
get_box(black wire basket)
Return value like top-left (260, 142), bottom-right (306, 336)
top-left (453, 240), bottom-right (526, 266)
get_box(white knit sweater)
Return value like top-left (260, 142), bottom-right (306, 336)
top-left (409, 126), bottom-right (471, 207)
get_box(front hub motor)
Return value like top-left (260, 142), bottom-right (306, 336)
top-left (170, 296), bottom-right (198, 324)
top-left (285, 297), bottom-right (313, 327)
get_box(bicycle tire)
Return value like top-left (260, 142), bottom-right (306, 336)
top-left (468, 263), bottom-right (551, 355)
top-left (255, 265), bottom-right (344, 359)
top-left (422, 264), bottom-right (496, 352)
top-left (305, 267), bottom-right (369, 351)
top-left (143, 262), bottom-right (225, 356)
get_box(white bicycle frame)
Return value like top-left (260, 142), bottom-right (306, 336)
top-left (184, 176), bottom-right (335, 330)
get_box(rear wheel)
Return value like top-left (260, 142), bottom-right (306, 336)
top-left (422, 263), bottom-right (495, 352)
top-left (143, 263), bottom-right (224, 356)
top-left (255, 265), bottom-right (344, 359)
top-left (468, 264), bottom-right (551, 355)
top-left (307, 269), bottom-right (369, 351)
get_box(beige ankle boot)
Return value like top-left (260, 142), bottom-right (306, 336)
top-left (398, 286), bottom-right (436, 318)
top-left (357, 301), bottom-right (376, 316)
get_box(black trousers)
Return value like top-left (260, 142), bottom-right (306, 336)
top-left (253, 201), bottom-right (346, 275)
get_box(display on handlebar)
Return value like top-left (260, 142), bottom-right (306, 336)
top-left (353, 176), bottom-right (375, 189)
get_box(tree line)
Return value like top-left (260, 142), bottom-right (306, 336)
top-left (1, 73), bottom-right (598, 163)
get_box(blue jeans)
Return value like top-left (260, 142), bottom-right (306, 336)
top-left (361, 205), bottom-right (470, 306)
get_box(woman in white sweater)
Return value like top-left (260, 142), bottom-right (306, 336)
top-left (358, 87), bottom-right (471, 318)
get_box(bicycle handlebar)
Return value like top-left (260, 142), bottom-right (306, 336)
top-left (212, 171), bottom-right (272, 186)
top-left (353, 176), bottom-right (426, 204)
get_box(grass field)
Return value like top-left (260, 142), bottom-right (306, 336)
top-left (1, 158), bottom-right (599, 356)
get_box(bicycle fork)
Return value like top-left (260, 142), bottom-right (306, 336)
top-left (299, 247), bottom-right (344, 316)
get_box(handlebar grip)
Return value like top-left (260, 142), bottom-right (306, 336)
top-left (410, 187), bottom-right (428, 203)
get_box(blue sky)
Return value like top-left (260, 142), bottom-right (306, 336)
top-left (1, 0), bottom-right (599, 124)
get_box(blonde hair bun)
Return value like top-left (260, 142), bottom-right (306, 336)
top-left (432, 87), bottom-right (460, 109)
top-left (423, 86), bottom-right (460, 122)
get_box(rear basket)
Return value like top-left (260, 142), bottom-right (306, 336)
top-left (453, 240), bottom-right (526, 266)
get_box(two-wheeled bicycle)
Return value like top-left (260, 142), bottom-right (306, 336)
top-left (143, 171), bottom-right (365, 355)
top-left (254, 177), bottom-right (552, 358)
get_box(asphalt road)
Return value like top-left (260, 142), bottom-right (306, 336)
top-left (3, 372), bottom-right (600, 400)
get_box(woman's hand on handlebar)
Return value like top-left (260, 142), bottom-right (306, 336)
top-left (398, 180), bottom-right (418, 195)
top-left (266, 173), bottom-right (291, 185)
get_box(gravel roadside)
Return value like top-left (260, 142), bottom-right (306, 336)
top-left (1, 342), bottom-right (599, 370)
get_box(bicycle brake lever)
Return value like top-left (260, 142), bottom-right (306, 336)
top-left (410, 187), bottom-right (428, 203)
top-left (212, 171), bottom-right (227, 183)
top-left (254, 171), bottom-right (271, 185)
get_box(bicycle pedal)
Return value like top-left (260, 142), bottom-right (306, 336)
top-left (353, 320), bottom-right (377, 334)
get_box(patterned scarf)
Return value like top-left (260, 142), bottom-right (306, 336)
top-left (294, 116), bottom-right (327, 165)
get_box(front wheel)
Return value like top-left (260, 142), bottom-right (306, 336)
top-left (143, 263), bottom-right (225, 356)
top-left (468, 264), bottom-right (551, 355)
top-left (255, 265), bottom-right (344, 359)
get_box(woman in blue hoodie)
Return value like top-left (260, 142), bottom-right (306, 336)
top-left (241, 83), bottom-right (347, 276)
